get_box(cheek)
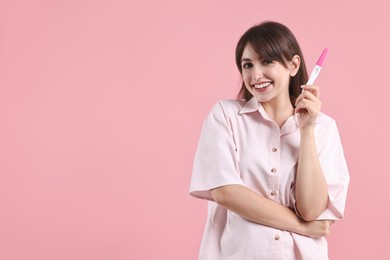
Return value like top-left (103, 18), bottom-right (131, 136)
top-left (242, 72), bottom-right (251, 84)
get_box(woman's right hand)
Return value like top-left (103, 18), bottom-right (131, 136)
top-left (300, 219), bottom-right (335, 238)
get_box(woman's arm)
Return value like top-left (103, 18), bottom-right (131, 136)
top-left (294, 85), bottom-right (329, 221)
top-left (211, 184), bottom-right (333, 238)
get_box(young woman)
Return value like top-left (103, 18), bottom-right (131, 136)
top-left (189, 21), bottom-right (349, 259)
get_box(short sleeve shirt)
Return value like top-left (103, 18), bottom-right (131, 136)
top-left (189, 98), bottom-right (350, 260)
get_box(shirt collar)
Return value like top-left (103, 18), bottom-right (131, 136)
top-left (239, 97), bottom-right (260, 114)
top-left (239, 97), bottom-right (322, 132)
top-left (239, 97), bottom-right (271, 121)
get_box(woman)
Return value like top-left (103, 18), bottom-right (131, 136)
top-left (189, 21), bottom-right (349, 259)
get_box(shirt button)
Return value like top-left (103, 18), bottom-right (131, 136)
top-left (274, 235), bottom-right (280, 240)
top-left (272, 147), bottom-right (277, 152)
top-left (271, 168), bottom-right (277, 173)
top-left (270, 191), bottom-right (276, 196)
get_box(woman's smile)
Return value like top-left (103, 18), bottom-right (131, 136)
top-left (253, 81), bottom-right (273, 92)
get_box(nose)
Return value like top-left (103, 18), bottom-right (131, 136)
top-left (252, 66), bottom-right (263, 81)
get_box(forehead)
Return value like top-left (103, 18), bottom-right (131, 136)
top-left (241, 43), bottom-right (261, 60)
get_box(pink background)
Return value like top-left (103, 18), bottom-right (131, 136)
top-left (0, 0), bottom-right (389, 259)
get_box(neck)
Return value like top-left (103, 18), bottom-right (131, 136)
top-left (261, 96), bottom-right (294, 128)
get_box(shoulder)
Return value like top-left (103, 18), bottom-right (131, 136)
top-left (202, 99), bottom-right (246, 126)
top-left (208, 99), bottom-right (246, 117)
top-left (318, 112), bottom-right (336, 126)
top-left (316, 112), bottom-right (341, 137)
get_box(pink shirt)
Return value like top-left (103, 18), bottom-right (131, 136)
top-left (190, 98), bottom-right (349, 260)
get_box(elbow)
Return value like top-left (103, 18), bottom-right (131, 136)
top-left (298, 210), bottom-right (321, 222)
top-left (210, 186), bottom-right (231, 206)
top-left (296, 202), bottom-right (327, 221)
top-left (296, 195), bottom-right (328, 221)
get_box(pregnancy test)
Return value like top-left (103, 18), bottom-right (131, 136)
top-left (306, 48), bottom-right (328, 85)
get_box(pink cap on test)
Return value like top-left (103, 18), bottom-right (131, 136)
top-left (316, 48), bottom-right (328, 66)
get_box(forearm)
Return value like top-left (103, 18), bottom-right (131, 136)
top-left (296, 129), bottom-right (328, 221)
top-left (211, 184), bottom-right (306, 235)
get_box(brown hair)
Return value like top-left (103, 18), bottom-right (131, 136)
top-left (235, 21), bottom-right (308, 106)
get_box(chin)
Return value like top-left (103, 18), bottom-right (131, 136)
top-left (251, 93), bottom-right (268, 103)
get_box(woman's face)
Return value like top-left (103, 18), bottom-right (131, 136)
top-left (240, 43), bottom-right (296, 106)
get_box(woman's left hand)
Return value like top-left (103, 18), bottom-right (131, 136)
top-left (294, 85), bottom-right (321, 131)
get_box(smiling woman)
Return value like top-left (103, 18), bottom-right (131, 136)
top-left (189, 21), bottom-right (349, 260)
top-left (235, 22), bottom-right (308, 107)
top-left (239, 43), bottom-right (300, 125)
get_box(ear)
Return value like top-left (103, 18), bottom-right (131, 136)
top-left (288, 55), bottom-right (301, 77)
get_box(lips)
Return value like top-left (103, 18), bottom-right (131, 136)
top-left (253, 81), bottom-right (272, 91)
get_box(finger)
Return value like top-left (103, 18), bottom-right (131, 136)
top-left (301, 85), bottom-right (319, 92)
top-left (300, 89), bottom-right (320, 102)
top-left (295, 90), bottom-right (321, 107)
top-left (295, 95), bottom-right (304, 106)
top-left (295, 98), bottom-right (316, 111)
top-left (294, 99), bottom-right (319, 115)
top-left (295, 91), bottom-right (309, 106)
top-left (296, 96), bottom-right (321, 115)
top-left (302, 85), bottom-right (320, 98)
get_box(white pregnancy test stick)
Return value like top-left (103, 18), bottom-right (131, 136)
top-left (306, 48), bottom-right (328, 85)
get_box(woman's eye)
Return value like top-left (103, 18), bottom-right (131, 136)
top-left (263, 60), bottom-right (273, 65)
top-left (242, 62), bottom-right (253, 69)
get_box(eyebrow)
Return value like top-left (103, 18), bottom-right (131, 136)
top-left (241, 58), bottom-right (252, 63)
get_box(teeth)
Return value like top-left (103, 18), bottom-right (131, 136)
top-left (254, 82), bottom-right (271, 89)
